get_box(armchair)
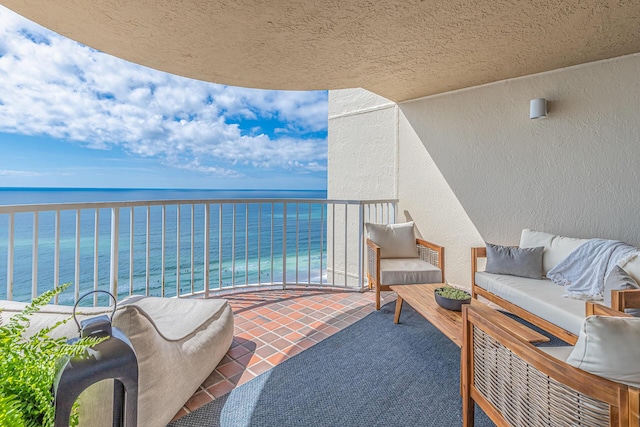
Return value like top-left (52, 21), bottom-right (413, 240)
top-left (365, 222), bottom-right (444, 310)
top-left (462, 303), bottom-right (640, 427)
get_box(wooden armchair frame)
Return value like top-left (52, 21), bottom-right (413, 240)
top-left (366, 238), bottom-right (444, 310)
top-left (462, 303), bottom-right (640, 427)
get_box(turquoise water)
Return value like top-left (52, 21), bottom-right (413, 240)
top-left (0, 188), bottom-right (328, 305)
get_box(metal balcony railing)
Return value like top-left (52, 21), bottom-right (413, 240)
top-left (0, 198), bottom-right (397, 306)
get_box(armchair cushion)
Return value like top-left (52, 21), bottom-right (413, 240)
top-left (379, 258), bottom-right (441, 285)
top-left (567, 315), bottom-right (640, 388)
top-left (365, 221), bottom-right (418, 259)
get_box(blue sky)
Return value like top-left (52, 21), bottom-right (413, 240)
top-left (0, 6), bottom-right (328, 190)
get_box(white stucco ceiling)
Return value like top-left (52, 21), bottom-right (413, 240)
top-left (2, 0), bottom-right (640, 101)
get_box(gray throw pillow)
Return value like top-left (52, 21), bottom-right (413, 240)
top-left (485, 243), bottom-right (544, 279)
top-left (604, 265), bottom-right (640, 317)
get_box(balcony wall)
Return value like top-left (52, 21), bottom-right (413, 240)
top-left (328, 52), bottom-right (640, 287)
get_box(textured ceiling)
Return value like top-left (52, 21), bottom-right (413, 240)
top-left (2, 0), bottom-right (640, 101)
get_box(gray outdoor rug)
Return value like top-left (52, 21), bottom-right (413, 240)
top-left (168, 302), bottom-right (562, 427)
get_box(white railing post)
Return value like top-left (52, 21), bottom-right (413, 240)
top-left (204, 204), bottom-right (210, 297)
top-left (32, 212), bottom-right (38, 300)
top-left (190, 204), bottom-right (195, 295)
top-left (110, 207), bottom-right (119, 300)
top-left (358, 203), bottom-right (364, 290)
top-left (6, 213), bottom-right (14, 301)
top-left (74, 209), bottom-right (81, 302)
top-left (94, 209), bottom-right (100, 306)
top-left (282, 202), bottom-right (287, 289)
top-left (54, 210), bottom-right (60, 304)
top-left (176, 204), bottom-right (181, 297)
top-left (130, 208), bottom-right (135, 297)
top-left (161, 205), bottom-right (166, 297)
top-left (145, 207), bottom-right (150, 296)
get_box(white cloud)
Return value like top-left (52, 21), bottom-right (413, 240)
top-left (0, 169), bottom-right (43, 177)
top-left (0, 6), bottom-right (328, 177)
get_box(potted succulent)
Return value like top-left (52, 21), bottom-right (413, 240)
top-left (0, 283), bottom-right (104, 427)
top-left (434, 285), bottom-right (472, 311)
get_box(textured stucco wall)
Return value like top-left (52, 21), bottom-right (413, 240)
top-left (329, 53), bottom-right (640, 288)
top-left (396, 110), bottom-right (483, 287)
top-left (400, 53), bottom-right (640, 250)
top-left (328, 89), bottom-right (397, 200)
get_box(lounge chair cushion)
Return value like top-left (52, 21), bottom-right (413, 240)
top-left (0, 296), bottom-right (234, 427)
top-left (366, 221), bottom-right (418, 259)
top-left (380, 258), bottom-right (441, 285)
top-left (567, 315), bottom-right (640, 388)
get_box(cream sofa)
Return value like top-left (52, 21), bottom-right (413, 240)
top-left (472, 229), bottom-right (640, 344)
top-left (0, 295), bottom-right (234, 427)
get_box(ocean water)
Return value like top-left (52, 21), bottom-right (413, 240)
top-left (0, 188), bottom-right (328, 305)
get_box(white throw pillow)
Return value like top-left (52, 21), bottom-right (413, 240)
top-left (621, 254), bottom-right (640, 284)
top-left (566, 315), bottom-right (640, 388)
top-left (365, 221), bottom-right (418, 259)
top-left (520, 229), bottom-right (588, 275)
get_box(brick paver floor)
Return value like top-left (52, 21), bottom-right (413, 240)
top-left (171, 288), bottom-right (396, 422)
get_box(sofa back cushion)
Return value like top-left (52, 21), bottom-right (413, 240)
top-left (365, 221), bottom-right (418, 259)
top-left (566, 315), bottom-right (640, 388)
top-left (520, 229), bottom-right (588, 275)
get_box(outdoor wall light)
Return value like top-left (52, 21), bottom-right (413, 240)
top-left (530, 98), bottom-right (547, 119)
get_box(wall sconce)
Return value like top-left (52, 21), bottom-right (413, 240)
top-left (530, 98), bottom-right (547, 119)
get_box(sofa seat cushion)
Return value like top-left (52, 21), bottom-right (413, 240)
top-left (539, 346), bottom-right (574, 362)
top-left (380, 258), bottom-right (442, 285)
top-left (475, 272), bottom-right (585, 335)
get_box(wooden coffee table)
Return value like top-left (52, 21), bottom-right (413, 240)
top-left (390, 283), bottom-right (548, 347)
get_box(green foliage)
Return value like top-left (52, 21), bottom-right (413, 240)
top-left (0, 284), bottom-right (105, 427)
top-left (435, 286), bottom-right (471, 301)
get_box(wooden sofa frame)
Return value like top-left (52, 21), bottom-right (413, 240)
top-left (471, 246), bottom-right (640, 344)
top-left (462, 302), bottom-right (640, 427)
top-left (367, 238), bottom-right (444, 310)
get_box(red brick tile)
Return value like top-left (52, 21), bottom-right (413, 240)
top-left (202, 370), bottom-right (225, 388)
top-left (273, 326), bottom-right (292, 337)
top-left (270, 337), bottom-right (293, 351)
top-left (247, 325), bottom-right (268, 337)
top-left (283, 344), bottom-right (305, 357)
top-left (207, 380), bottom-right (235, 398)
top-left (227, 344), bottom-right (251, 359)
top-left (267, 352), bottom-right (289, 366)
top-left (249, 360), bottom-right (274, 376)
top-left (255, 344), bottom-right (278, 358)
top-left (235, 352), bottom-right (255, 367)
top-left (309, 331), bottom-right (329, 343)
top-left (218, 361), bottom-right (245, 378)
top-left (284, 331), bottom-right (304, 342)
top-left (288, 311), bottom-right (305, 320)
top-left (185, 389), bottom-right (213, 412)
top-left (296, 338), bottom-right (316, 350)
top-left (236, 371), bottom-right (256, 386)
